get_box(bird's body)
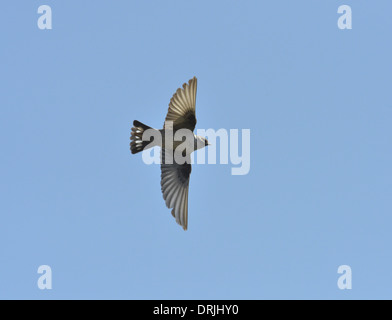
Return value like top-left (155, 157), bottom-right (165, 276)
top-left (130, 77), bottom-right (208, 230)
top-left (138, 129), bottom-right (205, 152)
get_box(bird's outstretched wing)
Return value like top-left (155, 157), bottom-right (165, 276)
top-left (160, 149), bottom-right (191, 230)
top-left (164, 77), bottom-right (197, 132)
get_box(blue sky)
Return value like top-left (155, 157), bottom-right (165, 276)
top-left (0, 1), bottom-right (391, 299)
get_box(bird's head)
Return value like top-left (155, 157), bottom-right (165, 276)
top-left (195, 136), bottom-right (210, 150)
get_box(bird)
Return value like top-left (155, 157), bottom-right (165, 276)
top-left (130, 77), bottom-right (209, 230)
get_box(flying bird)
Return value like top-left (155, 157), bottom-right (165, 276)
top-left (130, 77), bottom-right (209, 230)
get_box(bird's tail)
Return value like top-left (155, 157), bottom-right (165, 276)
top-left (130, 120), bottom-right (156, 154)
